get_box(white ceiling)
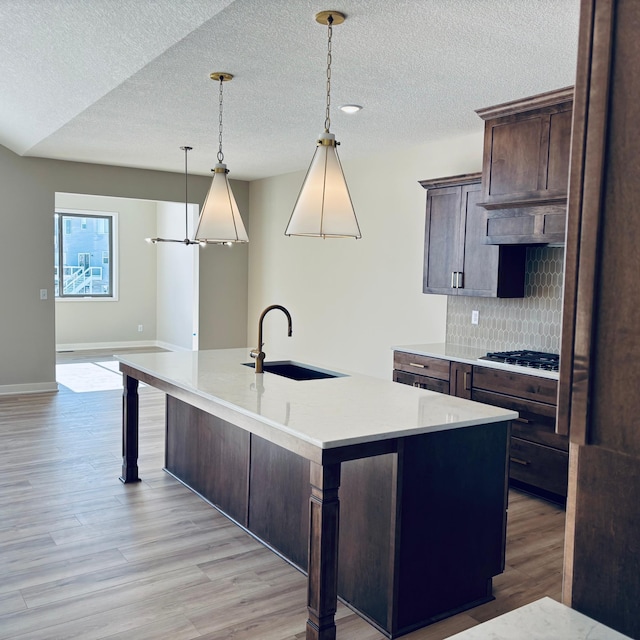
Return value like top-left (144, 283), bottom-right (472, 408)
top-left (0, 0), bottom-right (580, 181)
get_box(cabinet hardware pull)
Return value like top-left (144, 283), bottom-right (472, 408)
top-left (463, 371), bottom-right (471, 391)
top-left (515, 417), bottom-right (530, 424)
top-left (457, 271), bottom-right (463, 288)
top-left (510, 457), bottom-right (530, 466)
top-left (451, 272), bottom-right (456, 288)
top-left (409, 362), bottom-right (425, 368)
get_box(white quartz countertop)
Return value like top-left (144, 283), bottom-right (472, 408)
top-left (393, 343), bottom-right (559, 381)
top-left (446, 597), bottom-right (632, 639)
top-left (117, 348), bottom-right (516, 451)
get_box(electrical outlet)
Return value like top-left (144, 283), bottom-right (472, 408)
top-left (138, 324), bottom-right (143, 332)
top-left (471, 310), bottom-right (479, 325)
top-left (39, 289), bottom-right (48, 300)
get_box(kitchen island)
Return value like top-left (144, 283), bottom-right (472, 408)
top-left (117, 348), bottom-right (517, 639)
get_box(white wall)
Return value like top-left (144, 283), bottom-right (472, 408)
top-left (54, 193), bottom-right (158, 349)
top-left (198, 180), bottom-right (249, 350)
top-left (0, 143), bottom-right (248, 393)
top-left (247, 131), bottom-right (484, 379)
top-left (0, 145), bottom-right (57, 392)
top-left (156, 200), bottom-right (199, 351)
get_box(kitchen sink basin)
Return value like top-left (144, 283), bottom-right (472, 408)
top-left (243, 360), bottom-right (344, 381)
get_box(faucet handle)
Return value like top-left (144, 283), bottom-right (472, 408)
top-left (250, 349), bottom-right (259, 359)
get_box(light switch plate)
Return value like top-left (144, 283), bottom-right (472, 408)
top-left (40, 289), bottom-right (48, 300)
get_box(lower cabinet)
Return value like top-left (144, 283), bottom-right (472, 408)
top-left (471, 366), bottom-right (568, 501)
top-left (392, 351), bottom-right (472, 398)
top-left (165, 395), bottom-right (509, 638)
top-left (393, 352), bottom-right (568, 501)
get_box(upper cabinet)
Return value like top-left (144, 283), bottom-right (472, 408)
top-left (476, 87), bottom-right (574, 244)
top-left (421, 173), bottom-right (526, 297)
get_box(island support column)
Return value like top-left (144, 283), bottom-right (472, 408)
top-left (119, 373), bottom-right (140, 483)
top-left (307, 461), bottom-right (341, 640)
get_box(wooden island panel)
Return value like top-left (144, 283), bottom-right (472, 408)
top-left (249, 434), bottom-right (310, 569)
top-left (164, 396), bottom-right (509, 638)
top-left (165, 398), bottom-right (250, 526)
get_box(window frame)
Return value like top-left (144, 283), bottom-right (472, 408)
top-left (54, 209), bottom-right (119, 301)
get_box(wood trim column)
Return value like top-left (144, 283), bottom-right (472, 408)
top-left (559, 1), bottom-right (640, 636)
top-left (556, 0), bottom-right (613, 438)
top-left (119, 373), bottom-right (141, 483)
top-left (306, 461), bottom-right (341, 640)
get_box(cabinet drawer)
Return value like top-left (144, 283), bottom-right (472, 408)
top-left (472, 388), bottom-right (567, 451)
top-left (393, 352), bottom-right (450, 381)
top-left (509, 437), bottom-right (568, 497)
top-left (393, 370), bottom-right (450, 395)
top-left (473, 365), bottom-right (558, 405)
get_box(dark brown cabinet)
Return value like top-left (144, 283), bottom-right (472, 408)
top-left (393, 352), bottom-right (568, 501)
top-left (393, 351), bottom-right (472, 400)
top-left (451, 361), bottom-right (473, 400)
top-left (476, 87), bottom-right (573, 245)
top-left (421, 173), bottom-right (526, 297)
top-left (471, 366), bottom-right (568, 500)
top-left (393, 351), bottom-right (451, 393)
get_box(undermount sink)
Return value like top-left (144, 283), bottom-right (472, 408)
top-left (243, 360), bottom-right (344, 381)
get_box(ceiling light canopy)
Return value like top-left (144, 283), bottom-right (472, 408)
top-left (285, 11), bottom-right (361, 239)
top-left (194, 72), bottom-right (249, 245)
top-left (146, 145), bottom-right (199, 245)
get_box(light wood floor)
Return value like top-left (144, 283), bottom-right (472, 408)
top-left (0, 351), bottom-right (565, 639)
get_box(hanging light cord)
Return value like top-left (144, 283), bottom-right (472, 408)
top-left (217, 75), bottom-right (225, 163)
top-left (182, 146), bottom-right (192, 239)
top-left (324, 14), bottom-right (334, 133)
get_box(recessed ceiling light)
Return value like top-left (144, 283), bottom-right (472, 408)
top-left (339, 104), bottom-right (363, 114)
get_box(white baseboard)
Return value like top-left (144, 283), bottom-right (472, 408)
top-left (0, 381), bottom-right (59, 396)
top-left (155, 340), bottom-right (193, 353)
top-left (56, 340), bottom-right (160, 352)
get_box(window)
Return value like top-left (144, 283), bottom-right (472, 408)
top-left (54, 211), bottom-right (116, 299)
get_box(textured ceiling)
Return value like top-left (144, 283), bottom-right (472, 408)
top-left (0, 0), bottom-right (580, 180)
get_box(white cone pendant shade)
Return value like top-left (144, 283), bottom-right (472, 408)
top-left (194, 163), bottom-right (248, 244)
top-left (285, 11), bottom-right (361, 239)
top-left (285, 132), bottom-right (361, 238)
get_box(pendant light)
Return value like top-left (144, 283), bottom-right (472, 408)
top-left (146, 146), bottom-right (199, 245)
top-left (285, 11), bottom-right (361, 239)
top-left (194, 72), bottom-right (249, 245)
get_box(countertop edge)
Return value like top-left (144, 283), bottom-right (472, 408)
top-left (118, 350), bottom-right (518, 453)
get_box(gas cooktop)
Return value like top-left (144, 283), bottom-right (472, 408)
top-left (479, 350), bottom-right (560, 371)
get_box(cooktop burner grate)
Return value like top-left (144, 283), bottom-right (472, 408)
top-left (479, 350), bottom-right (560, 371)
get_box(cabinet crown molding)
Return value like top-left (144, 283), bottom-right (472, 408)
top-left (476, 86), bottom-right (574, 121)
top-left (419, 172), bottom-right (482, 191)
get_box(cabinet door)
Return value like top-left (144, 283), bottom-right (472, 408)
top-left (459, 185), bottom-right (501, 296)
top-left (423, 185), bottom-right (462, 294)
top-left (422, 178), bottom-right (526, 298)
top-left (479, 95), bottom-right (573, 208)
top-left (546, 108), bottom-right (573, 192)
top-left (488, 117), bottom-right (543, 198)
top-left (450, 362), bottom-right (472, 399)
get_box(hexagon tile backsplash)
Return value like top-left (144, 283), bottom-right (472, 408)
top-left (446, 247), bottom-right (564, 353)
